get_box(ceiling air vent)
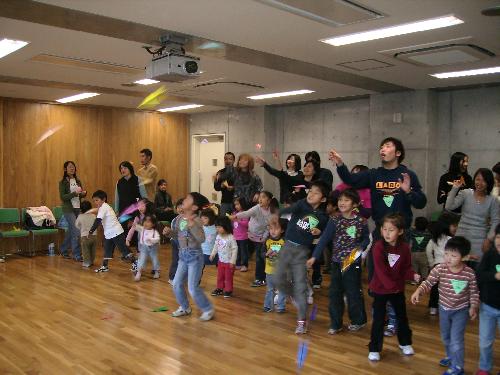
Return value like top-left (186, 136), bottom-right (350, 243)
top-left (337, 59), bottom-right (394, 71)
top-left (29, 54), bottom-right (143, 74)
top-left (379, 38), bottom-right (495, 67)
top-left (253, 0), bottom-right (383, 27)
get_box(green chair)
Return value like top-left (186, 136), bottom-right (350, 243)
top-left (0, 208), bottom-right (30, 260)
top-left (22, 208), bottom-right (59, 256)
top-left (430, 210), bottom-right (443, 222)
top-left (52, 206), bottom-right (68, 232)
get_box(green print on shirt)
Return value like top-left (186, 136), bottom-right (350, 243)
top-left (383, 195), bottom-right (394, 207)
top-left (496, 264), bottom-right (500, 273)
top-left (415, 236), bottom-right (424, 245)
top-left (346, 225), bottom-right (357, 239)
top-left (296, 215), bottom-right (319, 232)
top-left (270, 244), bottom-right (282, 252)
top-left (179, 219), bottom-right (188, 231)
top-left (451, 279), bottom-right (468, 295)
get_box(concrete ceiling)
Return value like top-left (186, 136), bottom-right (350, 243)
top-left (0, 0), bottom-right (499, 112)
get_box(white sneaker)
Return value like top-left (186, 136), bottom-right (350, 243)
top-left (168, 279), bottom-right (174, 285)
top-left (171, 307), bottom-right (192, 317)
top-left (153, 271), bottom-right (160, 279)
top-left (274, 294), bottom-right (279, 305)
top-left (399, 345), bottom-right (415, 356)
top-left (368, 352), bottom-right (380, 361)
top-left (199, 309), bottom-right (215, 321)
top-left (134, 271), bottom-right (141, 282)
top-left (307, 295), bottom-right (314, 305)
top-left (429, 307), bottom-right (438, 315)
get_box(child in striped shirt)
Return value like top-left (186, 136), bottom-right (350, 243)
top-left (411, 236), bottom-right (479, 375)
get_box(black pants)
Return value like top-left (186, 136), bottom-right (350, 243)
top-left (250, 240), bottom-right (266, 282)
top-left (428, 283), bottom-right (439, 308)
top-left (329, 261), bottom-right (367, 329)
top-left (309, 246), bottom-right (323, 286)
top-left (168, 239), bottom-right (179, 280)
top-left (236, 239), bottom-right (249, 267)
top-left (102, 233), bottom-right (133, 267)
top-left (369, 292), bottom-right (412, 352)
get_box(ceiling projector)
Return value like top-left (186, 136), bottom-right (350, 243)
top-left (146, 52), bottom-right (200, 82)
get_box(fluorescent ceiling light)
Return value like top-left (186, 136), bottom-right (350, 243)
top-left (158, 104), bottom-right (204, 112)
top-left (56, 93), bottom-right (100, 103)
top-left (0, 38), bottom-right (29, 59)
top-left (134, 78), bottom-right (160, 85)
top-left (247, 89), bottom-right (315, 100)
top-left (430, 66), bottom-right (500, 79)
top-left (321, 15), bottom-right (463, 46)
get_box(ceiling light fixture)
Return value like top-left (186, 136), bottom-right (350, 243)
top-left (56, 93), bottom-right (100, 103)
top-left (134, 78), bottom-right (160, 85)
top-left (430, 66), bottom-right (500, 79)
top-left (321, 15), bottom-right (464, 46)
top-left (247, 89), bottom-right (315, 100)
top-left (0, 38), bottom-right (29, 59)
top-left (158, 104), bottom-right (204, 112)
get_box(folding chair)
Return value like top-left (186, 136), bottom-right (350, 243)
top-left (0, 208), bottom-right (30, 260)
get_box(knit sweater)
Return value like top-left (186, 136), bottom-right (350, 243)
top-left (419, 263), bottom-right (479, 310)
top-left (236, 205), bottom-right (271, 243)
top-left (369, 240), bottom-right (416, 294)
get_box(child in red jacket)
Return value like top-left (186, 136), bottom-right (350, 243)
top-left (368, 213), bottom-right (420, 362)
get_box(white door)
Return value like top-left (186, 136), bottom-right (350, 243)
top-left (191, 134), bottom-right (226, 203)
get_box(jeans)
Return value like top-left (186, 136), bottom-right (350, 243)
top-left (329, 260), bottom-right (366, 329)
top-left (236, 239), bottom-right (249, 267)
top-left (216, 261), bottom-right (234, 292)
top-left (369, 292), bottom-right (412, 352)
top-left (275, 241), bottom-right (309, 321)
top-left (439, 306), bottom-right (469, 369)
top-left (251, 240), bottom-right (266, 282)
top-left (61, 209), bottom-right (81, 258)
top-left (264, 273), bottom-right (286, 310)
top-left (137, 243), bottom-right (160, 271)
top-left (169, 239), bottom-right (179, 280)
top-left (172, 249), bottom-right (213, 313)
top-left (478, 302), bottom-right (500, 372)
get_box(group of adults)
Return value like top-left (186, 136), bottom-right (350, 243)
top-left (214, 144), bottom-right (500, 265)
top-left (58, 148), bottom-right (176, 260)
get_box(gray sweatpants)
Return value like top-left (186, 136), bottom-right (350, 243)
top-left (275, 240), bottom-right (309, 321)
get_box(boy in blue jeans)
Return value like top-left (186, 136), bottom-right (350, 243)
top-left (411, 236), bottom-right (479, 375)
top-left (263, 218), bottom-right (287, 313)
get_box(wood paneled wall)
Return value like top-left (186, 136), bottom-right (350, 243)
top-left (1, 98), bottom-right (189, 209)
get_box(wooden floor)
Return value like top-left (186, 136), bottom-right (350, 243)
top-left (0, 244), bottom-right (497, 375)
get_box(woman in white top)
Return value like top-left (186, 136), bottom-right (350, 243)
top-left (58, 161), bottom-right (86, 261)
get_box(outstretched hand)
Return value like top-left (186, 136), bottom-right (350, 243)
top-left (399, 173), bottom-right (411, 193)
top-left (255, 156), bottom-right (265, 167)
top-left (328, 149), bottom-right (343, 166)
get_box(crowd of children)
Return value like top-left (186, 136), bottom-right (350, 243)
top-left (60, 137), bottom-right (498, 375)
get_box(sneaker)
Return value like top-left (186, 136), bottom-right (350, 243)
top-left (153, 271), bottom-right (160, 279)
top-left (95, 266), bottom-right (109, 273)
top-left (74, 256), bottom-right (83, 262)
top-left (430, 307), bottom-right (439, 315)
top-left (368, 352), bottom-right (380, 361)
top-left (443, 366), bottom-right (464, 375)
top-left (295, 320), bottom-right (307, 334)
top-left (151, 270), bottom-right (156, 275)
top-left (348, 323), bottom-right (366, 332)
top-left (328, 327), bottom-right (343, 335)
top-left (134, 271), bottom-right (141, 281)
top-left (474, 370), bottom-right (490, 375)
top-left (129, 261), bottom-right (138, 272)
top-left (199, 309), bottom-right (215, 321)
top-left (384, 326), bottom-right (396, 337)
top-left (171, 307), bottom-right (192, 317)
top-left (439, 358), bottom-right (451, 367)
top-left (211, 288), bottom-right (223, 296)
top-left (82, 263), bottom-right (91, 268)
top-left (251, 280), bottom-right (266, 287)
top-left (263, 307), bottom-right (273, 313)
top-left (168, 279), bottom-right (174, 286)
top-left (276, 308), bottom-right (286, 313)
top-left (312, 284), bottom-right (321, 289)
top-left (399, 345), bottom-right (415, 356)
top-left (240, 266), bottom-right (248, 272)
top-left (274, 294), bottom-right (279, 305)
top-left (307, 295), bottom-right (314, 305)
top-left (223, 291), bottom-right (232, 298)
top-left (62, 254), bottom-right (72, 259)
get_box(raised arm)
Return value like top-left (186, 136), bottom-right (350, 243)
top-left (445, 185), bottom-right (466, 211)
